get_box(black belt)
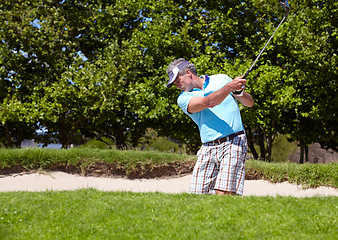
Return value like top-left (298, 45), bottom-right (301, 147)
top-left (204, 131), bottom-right (245, 145)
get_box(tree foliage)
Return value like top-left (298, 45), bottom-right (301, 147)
top-left (0, 0), bottom-right (336, 161)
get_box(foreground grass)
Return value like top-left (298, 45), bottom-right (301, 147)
top-left (0, 148), bottom-right (337, 188)
top-left (0, 190), bottom-right (337, 240)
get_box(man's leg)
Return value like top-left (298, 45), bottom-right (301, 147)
top-left (189, 144), bottom-right (219, 194)
top-left (214, 134), bottom-right (248, 195)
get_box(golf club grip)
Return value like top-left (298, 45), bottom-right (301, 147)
top-left (243, 71), bottom-right (249, 79)
top-left (233, 70), bottom-right (248, 95)
top-left (232, 70), bottom-right (249, 95)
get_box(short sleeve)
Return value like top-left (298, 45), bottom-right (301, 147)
top-left (177, 92), bottom-right (195, 115)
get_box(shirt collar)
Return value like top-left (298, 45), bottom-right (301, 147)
top-left (190, 75), bottom-right (209, 92)
top-left (202, 75), bottom-right (209, 89)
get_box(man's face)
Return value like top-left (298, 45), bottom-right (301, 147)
top-left (173, 71), bottom-right (193, 92)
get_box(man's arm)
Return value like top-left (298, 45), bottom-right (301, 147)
top-left (187, 76), bottom-right (251, 113)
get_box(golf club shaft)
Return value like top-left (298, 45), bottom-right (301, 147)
top-left (233, 10), bottom-right (289, 95)
top-left (243, 11), bottom-right (289, 79)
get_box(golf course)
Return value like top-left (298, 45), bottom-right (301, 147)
top-left (1, 0), bottom-right (337, 239)
top-left (1, 148), bottom-right (337, 239)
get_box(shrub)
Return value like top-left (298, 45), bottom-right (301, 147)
top-left (77, 138), bottom-right (115, 149)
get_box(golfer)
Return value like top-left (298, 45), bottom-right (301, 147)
top-left (166, 58), bottom-right (254, 195)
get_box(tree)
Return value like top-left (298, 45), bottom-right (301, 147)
top-left (0, 0), bottom-right (148, 148)
top-left (276, 0), bottom-right (338, 162)
top-left (1, 0), bottom-right (336, 160)
top-left (0, 1), bottom-right (45, 147)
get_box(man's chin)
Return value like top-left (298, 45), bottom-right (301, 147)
top-left (178, 86), bottom-right (190, 92)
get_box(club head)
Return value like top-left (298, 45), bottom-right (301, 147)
top-left (279, 0), bottom-right (290, 12)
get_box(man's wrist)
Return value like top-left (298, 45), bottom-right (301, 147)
top-left (233, 89), bottom-right (244, 95)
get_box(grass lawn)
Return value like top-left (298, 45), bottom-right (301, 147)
top-left (1, 190), bottom-right (337, 240)
top-left (0, 148), bottom-right (337, 239)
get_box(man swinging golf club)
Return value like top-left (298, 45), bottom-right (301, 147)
top-left (166, 59), bottom-right (254, 195)
top-left (165, 0), bottom-right (290, 196)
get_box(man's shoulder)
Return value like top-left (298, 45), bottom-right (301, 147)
top-left (209, 74), bottom-right (232, 82)
top-left (206, 74), bottom-right (232, 90)
top-left (178, 89), bottom-right (202, 99)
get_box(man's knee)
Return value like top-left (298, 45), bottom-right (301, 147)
top-left (215, 189), bottom-right (235, 195)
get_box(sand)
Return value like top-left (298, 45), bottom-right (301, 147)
top-left (0, 171), bottom-right (337, 197)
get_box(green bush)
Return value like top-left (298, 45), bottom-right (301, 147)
top-left (272, 135), bottom-right (297, 163)
top-left (77, 137), bottom-right (115, 149)
top-left (251, 135), bottom-right (297, 163)
top-left (142, 137), bottom-right (186, 153)
top-left (136, 129), bottom-right (186, 154)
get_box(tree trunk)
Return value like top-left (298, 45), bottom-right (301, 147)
top-left (245, 126), bottom-right (259, 159)
top-left (115, 125), bottom-right (126, 149)
top-left (305, 145), bottom-right (309, 163)
top-left (59, 116), bottom-right (70, 149)
top-left (15, 126), bottom-right (24, 148)
top-left (258, 127), bottom-right (266, 161)
top-left (4, 122), bottom-right (14, 148)
top-left (299, 139), bottom-right (304, 164)
top-left (60, 130), bottom-right (70, 149)
top-left (266, 134), bottom-right (273, 162)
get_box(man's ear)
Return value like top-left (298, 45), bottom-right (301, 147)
top-left (186, 69), bottom-right (193, 78)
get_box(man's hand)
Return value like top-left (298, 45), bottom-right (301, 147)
top-left (230, 76), bottom-right (254, 107)
top-left (230, 76), bottom-right (247, 92)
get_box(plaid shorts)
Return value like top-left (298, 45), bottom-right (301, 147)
top-left (189, 133), bottom-right (248, 195)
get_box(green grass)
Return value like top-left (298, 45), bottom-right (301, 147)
top-left (0, 148), bottom-right (193, 166)
top-left (0, 149), bottom-right (337, 239)
top-left (0, 190), bottom-right (337, 240)
top-left (246, 160), bottom-right (338, 188)
top-left (0, 148), bottom-right (195, 176)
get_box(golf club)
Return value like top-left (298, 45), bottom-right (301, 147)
top-left (233, 0), bottom-right (290, 95)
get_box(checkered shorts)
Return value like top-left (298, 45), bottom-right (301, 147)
top-left (189, 133), bottom-right (248, 195)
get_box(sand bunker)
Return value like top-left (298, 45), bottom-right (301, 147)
top-left (1, 171), bottom-right (337, 197)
